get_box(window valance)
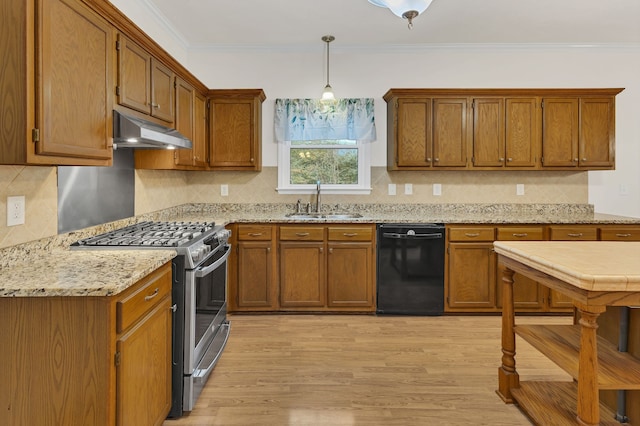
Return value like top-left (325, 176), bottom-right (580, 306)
top-left (274, 98), bottom-right (376, 143)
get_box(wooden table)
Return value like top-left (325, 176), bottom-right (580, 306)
top-left (494, 241), bottom-right (640, 426)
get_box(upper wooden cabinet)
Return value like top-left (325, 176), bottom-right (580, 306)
top-left (1, 0), bottom-right (113, 165)
top-left (384, 88), bottom-right (622, 171)
top-left (134, 77), bottom-right (209, 170)
top-left (116, 34), bottom-right (174, 124)
top-left (208, 89), bottom-right (266, 171)
top-left (472, 97), bottom-right (540, 168)
top-left (542, 96), bottom-right (616, 168)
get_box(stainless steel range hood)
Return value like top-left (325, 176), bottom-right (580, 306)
top-left (112, 110), bottom-right (192, 150)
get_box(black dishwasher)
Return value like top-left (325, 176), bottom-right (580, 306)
top-left (376, 223), bottom-right (445, 315)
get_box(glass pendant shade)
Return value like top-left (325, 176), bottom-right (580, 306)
top-left (322, 84), bottom-right (335, 101)
top-left (368, 0), bottom-right (432, 18)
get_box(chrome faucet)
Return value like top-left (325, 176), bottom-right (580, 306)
top-left (315, 180), bottom-right (321, 213)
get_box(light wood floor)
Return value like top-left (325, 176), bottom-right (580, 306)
top-left (164, 314), bottom-right (572, 426)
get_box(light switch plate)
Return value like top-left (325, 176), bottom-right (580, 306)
top-left (404, 183), bottom-right (413, 195)
top-left (388, 184), bottom-right (396, 196)
top-left (433, 184), bottom-right (442, 196)
top-left (7, 196), bottom-right (25, 226)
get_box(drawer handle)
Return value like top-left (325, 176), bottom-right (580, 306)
top-left (464, 233), bottom-right (480, 237)
top-left (295, 232), bottom-right (310, 237)
top-left (512, 233), bottom-right (528, 237)
top-left (144, 288), bottom-right (159, 301)
top-left (567, 233), bottom-right (583, 237)
top-left (248, 232), bottom-right (264, 237)
top-left (616, 233), bottom-right (632, 238)
top-left (343, 233), bottom-right (358, 237)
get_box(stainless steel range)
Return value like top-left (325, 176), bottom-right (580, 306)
top-left (71, 221), bottom-right (231, 418)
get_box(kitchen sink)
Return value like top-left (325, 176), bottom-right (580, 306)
top-left (285, 212), bottom-right (363, 220)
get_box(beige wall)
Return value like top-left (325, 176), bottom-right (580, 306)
top-left (0, 164), bottom-right (588, 249)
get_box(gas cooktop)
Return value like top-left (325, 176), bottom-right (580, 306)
top-left (71, 221), bottom-right (217, 248)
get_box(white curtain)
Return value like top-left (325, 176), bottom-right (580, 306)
top-left (274, 98), bottom-right (376, 143)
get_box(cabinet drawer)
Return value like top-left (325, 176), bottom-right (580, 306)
top-left (448, 227), bottom-right (495, 242)
top-left (549, 226), bottom-right (598, 241)
top-left (600, 227), bottom-right (640, 241)
top-left (117, 264), bottom-right (172, 333)
top-left (280, 226), bottom-right (324, 241)
top-left (496, 227), bottom-right (544, 241)
top-left (328, 226), bottom-right (373, 241)
top-left (237, 225), bottom-right (273, 241)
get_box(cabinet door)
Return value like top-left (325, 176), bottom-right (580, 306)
top-left (37, 0), bottom-right (113, 160)
top-left (279, 242), bottom-right (325, 308)
top-left (193, 92), bottom-right (209, 167)
top-left (327, 242), bottom-right (373, 308)
top-left (505, 97), bottom-right (539, 167)
top-left (117, 34), bottom-right (150, 115)
top-left (209, 98), bottom-right (259, 170)
top-left (579, 97), bottom-right (615, 168)
top-left (472, 98), bottom-right (504, 167)
top-left (237, 241), bottom-right (276, 309)
top-left (395, 98), bottom-right (433, 167)
top-left (116, 296), bottom-right (172, 426)
top-left (150, 59), bottom-right (174, 123)
top-left (433, 98), bottom-right (468, 167)
top-left (175, 77), bottom-right (195, 166)
top-left (447, 242), bottom-right (496, 310)
top-left (542, 98), bottom-right (579, 167)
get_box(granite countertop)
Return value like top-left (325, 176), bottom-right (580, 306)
top-left (2, 203), bottom-right (639, 298)
top-left (494, 241), bottom-right (640, 292)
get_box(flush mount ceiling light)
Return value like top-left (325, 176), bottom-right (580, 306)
top-left (368, 0), bottom-right (433, 29)
top-left (321, 35), bottom-right (335, 101)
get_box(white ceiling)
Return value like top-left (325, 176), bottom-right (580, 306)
top-left (142, 0), bottom-right (640, 50)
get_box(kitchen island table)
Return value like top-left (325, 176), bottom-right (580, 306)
top-left (494, 241), bottom-right (640, 426)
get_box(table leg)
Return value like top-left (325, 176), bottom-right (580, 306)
top-left (575, 303), bottom-right (606, 426)
top-left (497, 266), bottom-right (519, 403)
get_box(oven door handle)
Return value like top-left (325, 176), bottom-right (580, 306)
top-left (194, 245), bottom-right (231, 278)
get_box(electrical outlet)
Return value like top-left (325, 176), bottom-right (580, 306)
top-left (220, 184), bottom-right (229, 196)
top-left (516, 184), bottom-right (525, 196)
top-left (7, 196), bottom-right (25, 226)
top-left (388, 184), bottom-right (396, 195)
top-left (404, 183), bottom-right (413, 195)
top-left (433, 184), bottom-right (442, 196)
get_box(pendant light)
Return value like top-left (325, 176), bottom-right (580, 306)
top-left (321, 35), bottom-right (335, 101)
top-left (368, 0), bottom-right (433, 29)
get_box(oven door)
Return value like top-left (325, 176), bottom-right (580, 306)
top-left (183, 244), bottom-right (231, 411)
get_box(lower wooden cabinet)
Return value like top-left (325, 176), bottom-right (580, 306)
top-left (447, 241), bottom-right (497, 311)
top-left (228, 223), bottom-right (376, 313)
top-left (0, 262), bottom-right (173, 425)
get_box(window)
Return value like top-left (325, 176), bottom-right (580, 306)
top-left (277, 139), bottom-right (371, 194)
top-left (274, 98), bottom-right (376, 195)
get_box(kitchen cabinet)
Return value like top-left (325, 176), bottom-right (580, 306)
top-left (0, 262), bottom-right (173, 425)
top-left (208, 89), bottom-right (266, 171)
top-left (384, 88), bottom-right (622, 171)
top-left (279, 226), bottom-right (326, 309)
top-left (1, 0), bottom-right (113, 165)
top-left (472, 97), bottom-right (540, 168)
top-left (542, 96), bottom-right (616, 168)
top-left (446, 225), bottom-right (574, 314)
top-left (446, 227), bottom-right (497, 311)
top-left (231, 224), bottom-right (278, 311)
top-left (386, 95), bottom-right (468, 169)
top-left (496, 226), bottom-right (546, 312)
top-left (116, 34), bottom-right (174, 124)
top-left (599, 226), bottom-right (640, 241)
top-left (327, 227), bottom-right (375, 308)
top-left (134, 77), bottom-right (209, 170)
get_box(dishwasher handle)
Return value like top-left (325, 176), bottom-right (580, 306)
top-left (382, 232), bottom-right (443, 240)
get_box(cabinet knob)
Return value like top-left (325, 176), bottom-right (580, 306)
top-left (434, 158), bottom-right (439, 162)
top-left (329, 248), bottom-right (333, 254)
top-left (573, 158), bottom-right (579, 162)
top-left (582, 157), bottom-right (587, 161)
top-left (150, 102), bottom-right (160, 109)
top-left (507, 158), bottom-right (513, 162)
top-left (250, 158), bottom-right (255, 163)
top-left (499, 158), bottom-right (505, 162)
top-left (426, 157), bottom-right (432, 162)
